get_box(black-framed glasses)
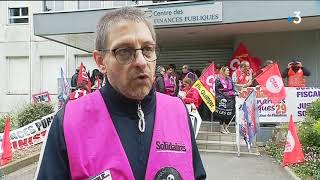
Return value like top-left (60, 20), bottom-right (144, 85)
top-left (99, 44), bottom-right (160, 65)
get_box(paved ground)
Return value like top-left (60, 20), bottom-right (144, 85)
top-left (2, 162), bottom-right (38, 180)
top-left (2, 152), bottom-right (292, 180)
top-left (201, 152), bottom-right (293, 180)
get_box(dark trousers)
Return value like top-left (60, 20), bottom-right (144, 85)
top-left (199, 103), bottom-right (211, 121)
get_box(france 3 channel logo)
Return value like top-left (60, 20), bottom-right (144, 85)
top-left (288, 11), bottom-right (302, 24)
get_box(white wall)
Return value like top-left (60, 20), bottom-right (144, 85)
top-left (234, 30), bottom-right (320, 87)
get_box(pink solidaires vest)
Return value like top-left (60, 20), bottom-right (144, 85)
top-left (63, 90), bottom-right (194, 180)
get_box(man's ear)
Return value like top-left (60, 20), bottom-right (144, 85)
top-left (93, 50), bottom-right (107, 74)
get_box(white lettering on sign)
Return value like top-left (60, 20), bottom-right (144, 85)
top-left (266, 75), bottom-right (283, 93)
top-left (284, 131), bottom-right (295, 152)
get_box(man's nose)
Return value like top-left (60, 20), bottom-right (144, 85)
top-left (133, 50), bottom-right (147, 68)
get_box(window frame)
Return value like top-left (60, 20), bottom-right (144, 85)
top-left (6, 56), bottom-right (30, 95)
top-left (78, 0), bottom-right (104, 10)
top-left (43, 0), bottom-right (64, 12)
top-left (8, 7), bottom-right (29, 25)
top-left (112, 0), bottom-right (139, 7)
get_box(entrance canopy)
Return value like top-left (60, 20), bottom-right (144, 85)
top-left (33, 1), bottom-right (320, 52)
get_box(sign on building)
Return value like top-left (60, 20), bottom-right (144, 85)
top-left (146, 2), bottom-right (223, 26)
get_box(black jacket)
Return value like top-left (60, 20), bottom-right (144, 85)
top-left (155, 75), bottom-right (165, 93)
top-left (35, 80), bottom-right (206, 180)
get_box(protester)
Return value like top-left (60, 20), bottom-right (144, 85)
top-left (35, 7), bottom-right (206, 180)
top-left (232, 60), bottom-right (253, 91)
top-left (155, 65), bottom-right (165, 93)
top-left (163, 64), bottom-right (177, 96)
top-left (282, 59), bottom-right (311, 87)
top-left (214, 64), bottom-right (222, 76)
top-left (194, 69), bottom-right (201, 80)
top-left (70, 67), bottom-right (79, 90)
top-left (180, 77), bottom-right (202, 109)
top-left (181, 64), bottom-right (198, 84)
top-left (215, 66), bottom-right (236, 134)
top-left (91, 69), bottom-right (103, 90)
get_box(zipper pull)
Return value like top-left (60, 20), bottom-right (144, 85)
top-left (137, 102), bottom-right (145, 133)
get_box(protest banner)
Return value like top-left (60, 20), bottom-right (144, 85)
top-left (186, 103), bottom-right (202, 138)
top-left (236, 87), bottom-right (320, 122)
top-left (0, 113), bottom-right (55, 154)
top-left (193, 63), bottom-right (216, 112)
top-left (32, 91), bottom-right (51, 103)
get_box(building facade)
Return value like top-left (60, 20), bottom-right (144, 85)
top-left (1, 1), bottom-right (320, 114)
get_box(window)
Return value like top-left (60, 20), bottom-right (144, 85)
top-left (8, 7), bottom-right (29, 24)
top-left (40, 56), bottom-right (65, 94)
top-left (44, 0), bottom-right (64, 12)
top-left (78, 0), bottom-right (103, 9)
top-left (6, 57), bottom-right (29, 94)
top-left (113, 0), bottom-right (138, 7)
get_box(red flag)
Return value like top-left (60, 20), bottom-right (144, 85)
top-left (282, 115), bottom-right (304, 166)
top-left (77, 62), bottom-right (91, 93)
top-left (199, 63), bottom-right (215, 95)
top-left (1, 115), bottom-right (12, 166)
top-left (227, 43), bottom-right (261, 75)
top-left (255, 63), bottom-right (286, 104)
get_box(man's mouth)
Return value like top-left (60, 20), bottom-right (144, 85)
top-left (137, 74), bottom-right (149, 80)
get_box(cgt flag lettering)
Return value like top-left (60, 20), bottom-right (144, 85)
top-left (282, 115), bottom-right (304, 166)
top-left (227, 42), bottom-right (261, 75)
top-left (255, 63), bottom-right (286, 104)
top-left (193, 64), bottom-right (216, 112)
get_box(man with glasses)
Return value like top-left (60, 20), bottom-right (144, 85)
top-left (35, 7), bottom-right (206, 180)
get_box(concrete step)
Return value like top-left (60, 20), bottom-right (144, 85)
top-left (196, 140), bottom-right (258, 153)
top-left (196, 131), bottom-right (236, 142)
top-left (199, 123), bottom-right (236, 133)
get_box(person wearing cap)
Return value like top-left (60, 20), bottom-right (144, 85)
top-left (282, 59), bottom-right (311, 87)
top-left (35, 7), bottom-right (206, 180)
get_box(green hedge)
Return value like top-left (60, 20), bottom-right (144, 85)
top-left (298, 99), bottom-right (320, 147)
top-left (16, 103), bottom-right (54, 128)
top-left (0, 115), bottom-right (6, 133)
top-left (0, 103), bottom-right (54, 133)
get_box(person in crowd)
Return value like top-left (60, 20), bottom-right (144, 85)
top-left (91, 69), bottom-right (104, 90)
top-left (155, 65), bottom-right (165, 93)
top-left (181, 64), bottom-right (198, 83)
top-left (232, 60), bottom-right (253, 91)
top-left (70, 67), bottom-right (79, 91)
top-left (163, 64), bottom-right (178, 96)
top-left (215, 66), bottom-right (236, 134)
top-left (35, 7), bottom-right (206, 180)
top-left (170, 63), bottom-right (181, 96)
top-left (180, 77), bottom-right (202, 109)
top-left (214, 64), bottom-right (222, 78)
top-left (282, 59), bottom-right (311, 87)
top-left (194, 69), bottom-right (201, 80)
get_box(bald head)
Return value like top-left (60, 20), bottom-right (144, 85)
top-left (240, 61), bottom-right (250, 72)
